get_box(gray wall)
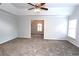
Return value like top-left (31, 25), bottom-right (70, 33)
top-left (17, 15), bottom-right (67, 40)
top-left (0, 10), bottom-right (68, 43)
top-left (0, 10), bottom-right (18, 44)
top-left (67, 6), bottom-right (79, 47)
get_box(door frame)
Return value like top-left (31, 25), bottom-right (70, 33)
top-left (31, 19), bottom-right (44, 39)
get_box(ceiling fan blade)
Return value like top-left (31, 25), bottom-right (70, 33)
top-left (41, 3), bottom-right (45, 6)
top-left (28, 3), bottom-right (35, 6)
top-left (41, 7), bottom-right (48, 10)
top-left (28, 8), bottom-right (34, 10)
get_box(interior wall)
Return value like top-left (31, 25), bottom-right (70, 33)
top-left (17, 16), bottom-right (31, 38)
top-left (31, 20), bottom-right (44, 35)
top-left (44, 16), bottom-right (67, 39)
top-left (17, 15), bottom-right (67, 40)
top-left (67, 6), bottom-right (79, 47)
top-left (0, 10), bottom-right (18, 44)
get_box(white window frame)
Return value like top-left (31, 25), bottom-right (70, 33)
top-left (68, 19), bottom-right (77, 39)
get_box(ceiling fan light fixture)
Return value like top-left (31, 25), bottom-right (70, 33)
top-left (28, 3), bottom-right (48, 12)
top-left (34, 8), bottom-right (41, 12)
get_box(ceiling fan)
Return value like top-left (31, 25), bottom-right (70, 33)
top-left (27, 3), bottom-right (48, 11)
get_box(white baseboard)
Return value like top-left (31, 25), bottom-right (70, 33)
top-left (44, 37), bottom-right (67, 40)
top-left (67, 37), bottom-right (79, 48)
top-left (0, 36), bottom-right (17, 44)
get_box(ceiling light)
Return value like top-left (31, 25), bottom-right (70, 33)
top-left (34, 8), bottom-right (41, 12)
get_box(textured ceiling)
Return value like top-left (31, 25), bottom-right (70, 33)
top-left (12, 3), bottom-right (32, 9)
top-left (0, 3), bottom-right (78, 16)
top-left (12, 3), bottom-right (77, 9)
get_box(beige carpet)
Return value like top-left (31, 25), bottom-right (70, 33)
top-left (0, 37), bottom-right (79, 56)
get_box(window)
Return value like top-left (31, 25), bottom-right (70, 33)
top-left (68, 19), bottom-right (77, 39)
top-left (37, 23), bottom-right (42, 31)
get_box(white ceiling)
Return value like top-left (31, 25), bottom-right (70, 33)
top-left (0, 3), bottom-right (78, 16)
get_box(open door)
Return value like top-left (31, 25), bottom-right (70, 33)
top-left (31, 20), bottom-right (44, 39)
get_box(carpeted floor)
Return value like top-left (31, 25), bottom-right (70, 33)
top-left (0, 36), bottom-right (79, 56)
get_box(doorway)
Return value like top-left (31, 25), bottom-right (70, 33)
top-left (31, 20), bottom-right (44, 39)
